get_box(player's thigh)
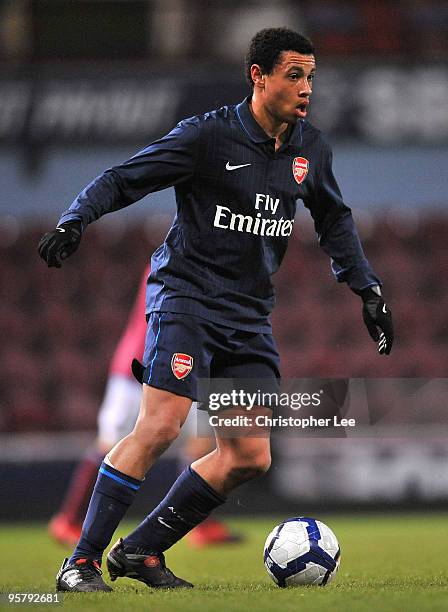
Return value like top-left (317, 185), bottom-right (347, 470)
top-left (97, 375), bottom-right (142, 447)
top-left (133, 383), bottom-right (192, 439)
top-left (135, 312), bottom-right (214, 436)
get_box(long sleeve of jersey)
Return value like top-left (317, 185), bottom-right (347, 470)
top-left (303, 138), bottom-right (381, 292)
top-left (58, 117), bottom-right (200, 228)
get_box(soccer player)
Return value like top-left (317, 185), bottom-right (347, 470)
top-left (38, 28), bottom-right (393, 592)
top-left (49, 266), bottom-right (241, 549)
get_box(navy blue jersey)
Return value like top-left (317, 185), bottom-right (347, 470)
top-left (59, 96), bottom-right (380, 332)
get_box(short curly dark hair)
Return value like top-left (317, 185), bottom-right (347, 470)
top-left (245, 28), bottom-right (315, 87)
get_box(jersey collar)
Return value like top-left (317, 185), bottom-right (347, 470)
top-left (236, 96), bottom-right (303, 147)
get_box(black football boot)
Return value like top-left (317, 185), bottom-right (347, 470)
top-left (106, 538), bottom-right (193, 589)
top-left (56, 557), bottom-right (113, 592)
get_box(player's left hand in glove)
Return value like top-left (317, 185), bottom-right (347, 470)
top-left (38, 220), bottom-right (82, 268)
top-left (359, 286), bottom-right (394, 355)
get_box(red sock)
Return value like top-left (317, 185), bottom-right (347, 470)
top-left (60, 449), bottom-right (104, 525)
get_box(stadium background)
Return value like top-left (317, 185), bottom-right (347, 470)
top-left (0, 0), bottom-right (447, 523)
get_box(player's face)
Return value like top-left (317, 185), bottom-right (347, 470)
top-left (260, 51), bottom-right (316, 124)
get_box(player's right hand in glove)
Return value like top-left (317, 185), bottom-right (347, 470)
top-left (359, 286), bottom-right (394, 355)
top-left (38, 220), bottom-right (82, 268)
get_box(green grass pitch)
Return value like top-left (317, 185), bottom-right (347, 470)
top-left (1, 514), bottom-right (447, 612)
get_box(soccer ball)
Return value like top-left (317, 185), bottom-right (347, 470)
top-left (263, 517), bottom-right (340, 587)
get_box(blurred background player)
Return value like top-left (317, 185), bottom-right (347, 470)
top-left (48, 265), bottom-right (241, 549)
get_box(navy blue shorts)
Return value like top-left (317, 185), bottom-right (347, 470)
top-left (142, 312), bottom-right (280, 404)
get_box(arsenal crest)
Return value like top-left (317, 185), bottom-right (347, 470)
top-left (171, 353), bottom-right (193, 380)
top-left (292, 156), bottom-right (309, 185)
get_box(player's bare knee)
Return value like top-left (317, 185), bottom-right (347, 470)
top-left (226, 451), bottom-right (271, 484)
top-left (152, 421), bottom-right (181, 449)
top-left (132, 416), bottom-right (181, 456)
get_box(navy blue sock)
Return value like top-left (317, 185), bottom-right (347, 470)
top-left (123, 466), bottom-right (225, 554)
top-left (69, 462), bottom-right (142, 564)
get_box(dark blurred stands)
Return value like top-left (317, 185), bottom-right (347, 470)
top-left (0, 221), bottom-right (157, 433)
top-left (1, 1), bottom-right (448, 65)
top-left (274, 212), bottom-right (448, 379)
top-left (302, 0), bottom-right (448, 58)
top-left (1, 213), bottom-right (447, 433)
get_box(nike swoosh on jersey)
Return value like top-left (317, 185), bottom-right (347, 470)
top-left (225, 162), bottom-right (251, 171)
top-left (382, 304), bottom-right (387, 314)
top-left (56, 227), bottom-right (66, 232)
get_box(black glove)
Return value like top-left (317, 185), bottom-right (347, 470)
top-left (38, 221), bottom-right (82, 268)
top-left (359, 286), bottom-right (394, 355)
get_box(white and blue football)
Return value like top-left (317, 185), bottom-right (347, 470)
top-left (264, 517), bottom-right (340, 587)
